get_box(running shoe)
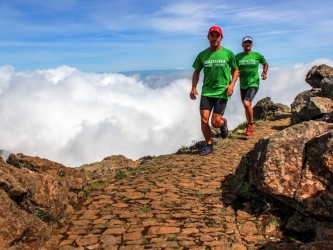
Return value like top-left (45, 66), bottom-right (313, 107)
top-left (245, 123), bottom-right (254, 136)
top-left (200, 144), bottom-right (214, 156)
top-left (220, 118), bottom-right (228, 139)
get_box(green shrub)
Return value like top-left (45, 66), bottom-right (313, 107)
top-left (115, 170), bottom-right (128, 180)
top-left (34, 207), bottom-right (51, 222)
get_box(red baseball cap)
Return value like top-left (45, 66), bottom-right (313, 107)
top-left (208, 26), bottom-right (222, 35)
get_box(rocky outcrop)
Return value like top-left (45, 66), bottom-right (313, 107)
top-left (81, 154), bottom-right (139, 181)
top-left (0, 189), bottom-right (50, 250)
top-left (230, 64), bottom-right (333, 248)
top-left (0, 152), bottom-right (85, 249)
top-left (253, 97), bottom-right (291, 120)
top-left (234, 121), bottom-right (333, 218)
top-left (306, 64), bottom-right (333, 98)
top-left (291, 64), bottom-right (333, 123)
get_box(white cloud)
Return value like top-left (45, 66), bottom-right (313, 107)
top-left (235, 9), bottom-right (284, 21)
top-left (1, 58), bottom-right (332, 167)
top-left (0, 66), bottom-right (198, 166)
top-left (257, 58), bottom-right (333, 104)
top-left (149, 2), bottom-right (227, 33)
top-left (0, 65), bottom-right (14, 94)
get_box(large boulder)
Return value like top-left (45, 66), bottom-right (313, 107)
top-left (234, 121), bottom-right (333, 218)
top-left (306, 64), bottom-right (333, 99)
top-left (253, 97), bottom-right (291, 120)
top-left (0, 153), bottom-right (85, 249)
top-left (291, 89), bottom-right (333, 124)
top-left (292, 64), bottom-right (333, 124)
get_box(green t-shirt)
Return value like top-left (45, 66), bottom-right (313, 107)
top-left (236, 51), bottom-right (267, 89)
top-left (192, 47), bottom-right (238, 99)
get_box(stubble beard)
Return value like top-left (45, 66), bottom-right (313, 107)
top-left (210, 42), bottom-right (220, 50)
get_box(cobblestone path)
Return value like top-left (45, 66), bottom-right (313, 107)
top-left (44, 119), bottom-right (291, 250)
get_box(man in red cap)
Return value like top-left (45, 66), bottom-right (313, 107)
top-left (190, 25), bottom-right (239, 155)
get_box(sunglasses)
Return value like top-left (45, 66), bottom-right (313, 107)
top-left (243, 41), bottom-right (252, 44)
top-left (209, 33), bottom-right (221, 38)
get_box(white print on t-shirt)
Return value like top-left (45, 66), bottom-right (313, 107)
top-left (238, 59), bottom-right (256, 65)
top-left (204, 59), bottom-right (227, 67)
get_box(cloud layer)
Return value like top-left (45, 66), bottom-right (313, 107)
top-left (1, 59), bottom-right (332, 166)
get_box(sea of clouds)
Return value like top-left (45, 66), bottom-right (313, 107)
top-left (0, 58), bottom-right (332, 167)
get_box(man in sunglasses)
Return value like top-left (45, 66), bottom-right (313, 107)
top-left (190, 26), bottom-right (239, 155)
top-left (236, 36), bottom-right (269, 136)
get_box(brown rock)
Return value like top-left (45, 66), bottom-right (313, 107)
top-left (253, 97), bottom-right (291, 121)
top-left (235, 121), bottom-right (333, 218)
top-left (81, 154), bottom-right (139, 181)
top-left (0, 153), bottom-right (85, 249)
top-left (306, 64), bottom-right (333, 99)
top-left (292, 64), bottom-right (333, 124)
top-left (0, 189), bottom-right (50, 249)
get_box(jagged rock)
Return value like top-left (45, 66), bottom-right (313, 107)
top-left (321, 76), bottom-right (333, 99)
top-left (81, 154), bottom-right (139, 181)
top-left (284, 212), bottom-right (316, 233)
top-left (291, 88), bottom-right (333, 124)
top-left (253, 97), bottom-right (291, 121)
top-left (306, 96), bottom-right (333, 118)
top-left (234, 121), bottom-right (333, 218)
top-left (292, 64), bottom-right (333, 124)
top-left (316, 221), bottom-right (333, 241)
top-left (0, 189), bottom-right (51, 250)
top-left (306, 64), bottom-right (333, 98)
top-left (320, 111), bottom-right (333, 123)
top-left (0, 153), bottom-right (85, 249)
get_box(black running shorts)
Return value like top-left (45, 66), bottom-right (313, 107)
top-left (240, 87), bottom-right (258, 102)
top-left (200, 96), bottom-right (228, 115)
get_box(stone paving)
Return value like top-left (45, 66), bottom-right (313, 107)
top-left (44, 118), bottom-right (291, 250)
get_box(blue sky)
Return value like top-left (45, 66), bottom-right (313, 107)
top-left (1, 0), bottom-right (333, 72)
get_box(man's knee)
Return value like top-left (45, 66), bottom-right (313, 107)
top-left (211, 119), bottom-right (221, 128)
top-left (201, 117), bottom-right (209, 127)
top-left (243, 100), bottom-right (252, 107)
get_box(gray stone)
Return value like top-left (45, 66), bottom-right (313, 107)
top-left (253, 97), bottom-right (291, 121)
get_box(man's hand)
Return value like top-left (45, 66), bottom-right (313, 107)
top-left (190, 87), bottom-right (198, 100)
top-left (226, 85), bottom-right (234, 96)
top-left (261, 72), bottom-right (267, 80)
